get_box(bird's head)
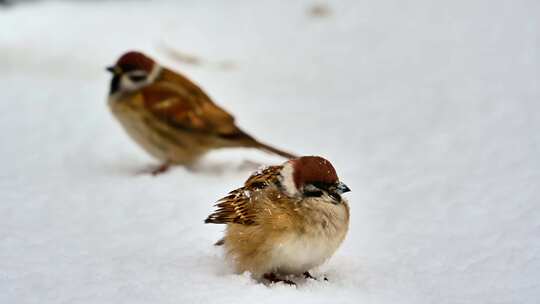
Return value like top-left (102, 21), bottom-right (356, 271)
top-left (279, 156), bottom-right (350, 203)
top-left (106, 51), bottom-right (161, 95)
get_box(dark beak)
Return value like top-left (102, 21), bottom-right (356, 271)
top-left (106, 65), bottom-right (121, 74)
top-left (336, 181), bottom-right (351, 194)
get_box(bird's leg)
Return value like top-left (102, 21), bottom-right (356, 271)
top-left (152, 162), bottom-right (170, 175)
top-left (214, 238), bottom-right (225, 246)
top-left (263, 273), bottom-right (296, 286)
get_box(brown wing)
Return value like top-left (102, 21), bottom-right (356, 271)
top-left (138, 78), bottom-right (241, 136)
top-left (204, 166), bottom-right (282, 225)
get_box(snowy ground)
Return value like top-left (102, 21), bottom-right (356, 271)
top-left (1, 0), bottom-right (539, 303)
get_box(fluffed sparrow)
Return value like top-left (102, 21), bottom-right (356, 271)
top-left (107, 51), bottom-right (296, 174)
top-left (205, 156), bottom-right (351, 285)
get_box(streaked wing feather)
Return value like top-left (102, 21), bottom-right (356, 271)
top-left (205, 166), bottom-right (282, 225)
top-left (139, 83), bottom-right (239, 135)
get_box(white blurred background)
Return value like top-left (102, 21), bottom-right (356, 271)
top-left (1, 1), bottom-right (539, 303)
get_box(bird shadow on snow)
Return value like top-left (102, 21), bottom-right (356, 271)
top-left (202, 252), bottom-right (352, 290)
top-left (98, 157), bottom-right (263, 178)
top-left (192, 244), bottom-right (341, 290)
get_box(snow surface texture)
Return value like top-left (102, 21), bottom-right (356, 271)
top-left (1, 0), bottom-right (539, 303)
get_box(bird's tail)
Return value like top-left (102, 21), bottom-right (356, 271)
top-left (220, 129), bottom-right (297, 160)
top-left (251, 140), bottom-right (297, 159)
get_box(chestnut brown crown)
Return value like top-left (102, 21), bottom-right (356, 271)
top-left (114, 51), bottom-right (155, 73)
top-left (291, 156), bottom-right (338, 189)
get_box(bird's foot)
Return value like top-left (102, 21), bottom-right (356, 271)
top-left (303, 271), bottom-right (329, 282)
top-left (303, 271), bottom-right (316, 280)
top-left (135, 162), bottom-right (171, 176)
top-left (263, 273), bottom-right (296, 286)
top-left (151, 162), bottom-right (170, 175)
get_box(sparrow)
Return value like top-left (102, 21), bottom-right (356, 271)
top-left (106, 51), bottom-right (296, 174)
top-left (205, 156), bottom-right (351, 285)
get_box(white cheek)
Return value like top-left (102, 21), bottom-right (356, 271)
top-left (279, 162), bottom-right (299, 197)
top-left (147, 64), bottom-right (161, 82)
top-left (119, 76), bottom-right (140, 92)
top-left (118, 65), bottom-right (161, 93)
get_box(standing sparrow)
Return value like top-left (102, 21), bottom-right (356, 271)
top-left (107, 51), bottom-right (296, 174)
top-left (205, 156), bottom-right (351, 285)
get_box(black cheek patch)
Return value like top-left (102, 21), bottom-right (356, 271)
top-left (304, 190), bottom-right (324, 198)
top-left (110, 75), bottom-right (120, 94)
top-left (329, 192), bottom-right (342, 204)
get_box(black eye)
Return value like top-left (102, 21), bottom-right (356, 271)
top-left (129, 74), bottom-right (147, 82)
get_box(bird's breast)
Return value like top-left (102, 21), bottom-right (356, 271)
top-left (269, 201), bottom-right (349, 274)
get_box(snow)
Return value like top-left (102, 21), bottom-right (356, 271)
top-left (1, 0), bottom-right (539, 303)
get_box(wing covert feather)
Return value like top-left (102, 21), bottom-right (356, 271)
top-left (205, 166), bottom-right (283, 225)
top-left (139, 83), bottom-right (239, 135)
